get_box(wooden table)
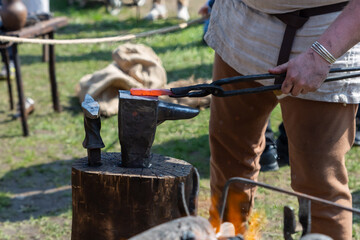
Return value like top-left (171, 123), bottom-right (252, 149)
top-left (0, 16), bottom-right (68, 136)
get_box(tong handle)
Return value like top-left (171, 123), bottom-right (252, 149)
top-left (170, 67), bottom-right (360, 98)
top-left (219, 69), bottom-right (360, 96)
top-left (213, 73), bottom-right (281, 86)
top-left (219, 84), bottom-right (281, 97)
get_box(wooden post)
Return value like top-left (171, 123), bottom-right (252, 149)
top-left (71, 152), bottom-right (197, 240)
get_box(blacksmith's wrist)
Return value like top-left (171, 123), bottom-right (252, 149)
top-left (311, 41), bottom-right (337, 64)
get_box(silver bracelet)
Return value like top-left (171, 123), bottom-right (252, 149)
top-left (311, 41), bottom-right (337, 64)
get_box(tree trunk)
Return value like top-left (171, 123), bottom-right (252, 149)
top-left (71, 152), bottom-right (198, 240)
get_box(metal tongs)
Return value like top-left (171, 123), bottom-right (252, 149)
top-left (130, 67), bottom-right (360, 98)
top-left (171, 67), bottom-right (360, 98)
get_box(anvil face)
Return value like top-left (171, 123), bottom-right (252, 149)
top-left (118, 91), bottom-right (159, 168)
top-left (118, 90), bottom-right (200, 168)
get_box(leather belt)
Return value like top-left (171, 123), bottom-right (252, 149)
top-left (272, 2), bottom-right (348, 84)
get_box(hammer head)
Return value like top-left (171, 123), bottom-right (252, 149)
top-left (118, 90), bottom-right (199, 168)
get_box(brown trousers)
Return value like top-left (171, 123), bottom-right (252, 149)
top-left (209, 54), bottom-right (356, 239)
top-left (153, 0), bottom-right (188, 7)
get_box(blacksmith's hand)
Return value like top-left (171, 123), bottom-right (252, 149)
top-left (268, 48), bottom-right (330, 96)
top-left (269, 0), bottom-right (360, 96)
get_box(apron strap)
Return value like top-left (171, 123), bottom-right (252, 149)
top-left (272, 2), bottom-right (348, 84)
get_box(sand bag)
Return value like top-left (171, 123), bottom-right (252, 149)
top-left (76, 43), bottom-right (167, 117)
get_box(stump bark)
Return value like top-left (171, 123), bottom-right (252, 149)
top-left (71, 152), bottom-right (197, 240)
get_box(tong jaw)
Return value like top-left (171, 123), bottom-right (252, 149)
top-left (170, 84), bottom-right (224, 98)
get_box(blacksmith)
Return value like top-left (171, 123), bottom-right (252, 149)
top-left (205, 0), bottom-right (360, 239)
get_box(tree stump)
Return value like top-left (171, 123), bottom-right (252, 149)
top-left (71, 152), bottom-right (198, 240)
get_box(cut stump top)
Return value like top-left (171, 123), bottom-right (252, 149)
top-left (72, 152), bottom-right (193, 179)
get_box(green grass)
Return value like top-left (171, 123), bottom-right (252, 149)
top-left (0, 1), bottom-right (359, 239)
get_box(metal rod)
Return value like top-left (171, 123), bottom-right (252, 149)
top-left (218, 71), bottom-right (360, 97)
top-left (170, 66), bottom-right (360, 98)
top-left (329, 66), bottom-right (360, 73)
top-left (214, 73), bottom-right (279, 86)
top-left (221, 84), bottom-right (281, 97)
top-left (219, 70), bottom-right (360, 96)
top-left (189, 167), bottom-right (200, 216)
top-left (324, 72), bottom-right (360, 82)
top-left (214, 67), bottom-right (360, 86)
top-left (178, 182), bottom-right (190, 217)
top-left (219, 177), bottom-right (360, 224)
